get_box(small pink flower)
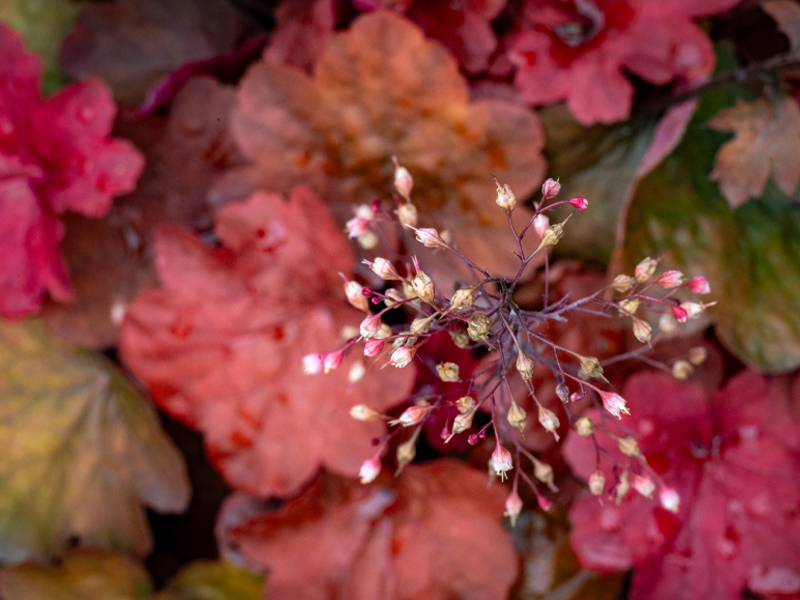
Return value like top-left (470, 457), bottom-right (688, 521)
top-left (659, 486), bottom-right (680, 513)
top-left (491, 443), bottom-right (513, 480)
top-left (364, 338), bottom-right (385, 357)
top-left (323, 349), bottom-right (345, 373)
top-left (569, 196), bottom-right (588, 210)
top-left (302, 353), bottom-right (324, 375)
top-left (392, 156), bottom-right (413, 201)
top-left (345, 216), bottom-right (371, 239)
top-left (689, 276), bottom-right (711, 294)
top-left (533, 214), bottom-right (550, 238)
top-left (359, 313), bottom-right (382, 339)
top-left (633, 475), bottom-right (655, 498)
top-left (344, 279), bottom-right (369, 312)
top-left (672, 304), bottom-right (690, 323)
top-left (657, 270), bottom-right (684, 288)
top-left (390, 345), bottom-right (416, 368)
top-left (359, 454), bottom-right (382, 484)
top-left (598, 390), bottom-right (630, 419)
top-left (410, 227), bottom-right (448, 249)
top-left (504, 489), bottom-right (523, 526)
top-left (537, 496), bottom-right (552, 511)
top-left (391, 405), bottom-right (431, 427)
top-left (541, 178), bottom-right (561, 200)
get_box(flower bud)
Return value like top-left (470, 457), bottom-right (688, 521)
top-left (515, 351), bottom-right (534, 381)
top-left (507, 400), bottom-right (527, 433)
top-left (410, 227), bottom-right (448, 249)
top-left (688, 346), bottom-right (707, 365)
top-left (375, 323), bottom-right (392, 340)
top-left (533, 457), bottom-right (557, 492)
top-left (467, 313), bottom-right (492, 341)
top-left (491, 443), bottom-right (514, 480)
top-left (659, 486), bottom-right (680, 513)
top-left (671, 360), bottom-right (693, 380)
top-left (537, 222), bottom-right (564, 251)
top-left (391, 405), bottom-right (430, 427)
top-left (659, 312), bottom-right (677, 335)
top-left (541, 178), bottom-right (560, 200)
top-left (599, 390), bottom-right (630, 418)
top-left (556, 383), bottom-right (570, 403)
top-left (412, 270), bottom-right (435, 304)
top-left (365, 257), bottom-right (402, 281)
top-left (364, 338), bottom-right (385, 357)
top-left (346, 216), bottom-right (371, 239)
top-left (680, 301), bottom-right (709, 320)
top-left (360, 313), bottom-right (383, 339)
top-left (619, 298), bottom-right (640, 316)
top-left (395, 437), bottom-right (417, 475)
top-left (504, 489), bottom-right (523, 526)
top-left (634, 257), bottom-right (659, 282)
top-left (358, 230), bottom-right (379, 249)
top-left (671, 304), bottom-right (689, 323)
top-left (450, 329), bottom-right (471, 349)
top-left (392, 157), bottom-right (413, 201)
top-left (533, 214), bottom-right (550, 238)
top-left (589, 469), bottom-right (605, 495)
top-left (348, 360), bottom-right (366, 382)
top-left (436, 362), bottom-right (460, 382)
top-left (611, 274), bottom-right (635, 293)
top-left (344, 279), bottom-right (369, 312)
top-left (617, 436), bottom-right (640, 456)
top-left (494, 179), bottom-right (517, 210)
top-left (450, 288), bottom-right (474, 312)
top-left (359, 454), bottom-right (382, 484)
top-left (323, 350), bottom-right (344, 373)
top-left (616, 471), bottom-right (630, 503)
top-left (349, 404), bottom-right (380, 421)
top-left (632, 318), bottom-right (652, 344)
top-left (390, 345), bottom-right (416, 368)
top-left (302, 353), bottom-right (323, 375)
top-left (395, 202), bottom-right (417, 227)
top-left (689, 276), bottom-right (710, 294)
top-left (577, 355), bottom-right (606, 381)
top-left (633, 474), bottom-right (655, 498)
top-left (410, 315), bottom-right (435, 334)
top-left (450, 410), bottom-right (475, 436)
top-left (657, 270), bottom-right (684, 288)
top-left (569, 196), bottom-right (588, 210)
top-left (456, 396), bottom-right (476, 413)
top-left (538, 405), bottom-right (560, 440)
top-left (538, 496), bottom-right (552, 511)
top-left (575, 417), bottom-right (594, 436)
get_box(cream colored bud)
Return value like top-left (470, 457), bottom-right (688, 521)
top-left (374, 323), bottom-right (392, 340)
top-left (410, 314), bottom-right (435, 334)
top-left (345, 280), bottom-right (369, 312)
top-left (349, 404), bottom-right (380, 421)
top-left (575, 417), bottom-right (594, 436)
top-left (515, 351), bottom-right (534, 382)
top-left (384, 288), bottom-right (405, 308)
top-left (455, 396), bottom-right (476, 414)
top-left (450, 288), bottom-right (474, 312)
top-left (436, 362), bottom-right (460, 382)
top-left (536, 222), bottom-right (564, 251)
top-left (533, 457), bottom-right (557, 492)
top-left (671, 360), bottom-right (693, 380)
top-left (619, 298), bottom-right (640, 316)
top-left (504, 489), bottom-right (523, 527)
top-left (395, 437), bottom-right (416, 475)
top-left (658, 312), bottom-right (677, 335)
top-left (507, 400), bottom-right (527, 433)
top-left (341, 325), bottom-right (359, 340)
top-left (450, 329), bottom-right (470, 349)
top-left (467, 313), bottom-right (492, 341)
top-left (556, 383), bottom-right (570, 403)
top-left (616, 471), bottom-right (630, 503)
top-left (688, 346), bottom-right (707, 365)
top-left (633, 474), bottom-right (655, 498)
top-left (393, 157), bottom-right (413, 201)
top-left (402, 280), bottom-right (416, 300)
top-left (367, 257), bottom-right (402, 280)
top-left (412, 271), bottom-right (435, 304)
top-left (617, 436), bottom-right (640, 457)
top-left (632, 318), bottom-right (652, 344)
top-left (348, 360), bottom-right (366, 383)
top-left (451, 410), bottom-right (475, 435)
top-left (494, 179), bottom-right (517, 210)
top-left (611, 274), bottom-right (635, 293)
top-left (634, 257), bottom-right (659, 282)
top-left (538, 405), bottom-right (560, 439)
top-left (577, 355), bottom-right (606, 381)
top-left (396, 202), bottom-right (417, 227)
top-left (358, 231), bottom-right (379, 250)
top-left (589, 469), bottom-right (605, 495)
top-left (390, 345), bottom-right (416, 368)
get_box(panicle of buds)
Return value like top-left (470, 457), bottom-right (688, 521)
top-left (359, 454), bottom-right (382, 484)
top-left (569, 196), bottom-right (588, 210)
top-left (533, 214), bottom-right (550, 238)
top-left (450, 288), bottom-right (474, 311)
top-left (657, 270), bottom-right (684, 288)
top-left (538, 405), bottom-right (560, 439)
top-left (392, 156), bottom-right (413, 201)
top-left (659, 486), bottom-right (680, 513)
top-left (541, 178), bottom-right (560, 200)
top-left (507, 400), bottom-right (526, 432)
top-left (365, 257), bottom-right (402, 281)
top-left (632, 318), bottom-right (652, 344)
top-left (494, 178), bottom-right (516, 211)
top-left (634, 257), bottom-right (659, 282)
top-left (349, 404), bottom-right (381, 421)
top-left (409, 226), bottom-right (449, 249)
top-left (689, 276), bottom-right (710, 294)
top-left (436, 362), bottom-right (460, 382)
top-left (390, 345), bottom-right (416, 368)
top-left (504, 489), bottom-right (523, 526)
top-left (467, 314), bottom-right (492, 341)
top-left (491, 443), bottom-right (513, 480)
top-left (515, 351), bottom-right (534, 381)
top-left (588, 469), bottom-right (605, 495)
top-left (611, 274), bottom-right (635, 293)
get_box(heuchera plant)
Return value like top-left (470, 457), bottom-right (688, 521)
top-left (307, 160), bottom-right (714, 520)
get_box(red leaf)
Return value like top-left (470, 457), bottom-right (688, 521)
top-left (120, 187), bottom-right (415, 497)
top-left (0, 24), bottom-right (143, 318)
top-left (218, 460), bottom-right (518, 600)
top-left (564, 371), bottom-right (800, 600)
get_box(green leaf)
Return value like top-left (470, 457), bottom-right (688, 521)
top-left (0, 548), bottom-right (152, 600)
top-left (623, 106), bottom-right (800, 372)
top-left (0, 0), bottom-right (82, 94)
top-left (0, 320), bottom-right (191, 562)
top-left (152, 561), bottom-right (264, 600)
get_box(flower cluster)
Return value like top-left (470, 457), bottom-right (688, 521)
top-left (306, 160), bottom-right (713, 521)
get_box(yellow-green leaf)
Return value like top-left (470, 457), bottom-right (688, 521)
top-left (152, 561), bottom-right (264, 600)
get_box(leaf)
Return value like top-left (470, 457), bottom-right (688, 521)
top-left (216, 11), bottom-right (546, 278)
top-left (763, 0), bottom-right (800, 52)
top-left (59, 0), bottom-right (249, 105)
top-left (152, 560), bottom-right (264, 600)
top-left (217, 460), bottom-right (518, 600)
top-left (0, 549), bottom-right (152, 600)
top-left (120, 188), bottom-right (415, 497)
top-left (0, 320), bottom-right (191, 562)
top-left (708, 96), bottom-right (800, 207)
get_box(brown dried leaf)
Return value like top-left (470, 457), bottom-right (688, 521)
top-left (708, 96), bottom-right (800, 207)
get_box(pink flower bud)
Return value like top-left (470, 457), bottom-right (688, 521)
top-left (390, 405), bottom-right (430, 427)
top-left (634, 256), bottom-right (659, 282)
top-left (467, 433), bottom-right (479, 445)
top-left (364, 257), bottom-right (402, 280)
top-left (364, 338), bottom-right (385, 357)
top-left (533, 214), bottom-right (550, 238)
top-left (657, 270), bottom-right (684, 288)
top-left (598, 390), bottom-right (630, 419)
top-left (344, 279), bottom-right (369, 312)
top-left (359, 455), bottom-right (382, 484)
top-left (689, 276), bottom-right (710, 294)
top-left (588, 469), bottom-right (605, 495)
top-left (672, 304), bottom-right (689, 323)
top-left (395, 202), bottom-right (417, 227)
top-left (440, 425), bottom-right (451, 441)
top-left (541, 178), bottom-right (561, 200)
top-left (392, 156), bottom-right (413, 200)
top-left (302, 353), bottom-right (323, 375)
top-left (679, 301), bottom-right (704, 320)
top-left (345, 217), bottom-right (371, 239)
top-left (390, 345), bottom-right (416, 368)
top-left (504, 489), bottom-right (523, 526)
top-left (633, 475), bottom-right (655, 498)
top-left (568, 196), bottom-right (588, 210)
top-left (360, 313), bottom-right (382, 339)
top-left (491, 443), bottom-right (513, 480)
top-left (537, 496), bottom-right (552, 511)
top-left (323, 349), bottom-right (344, 373)
top-left (348, 360), bottom-right (366, 383)
top-left (538, 405), bottom-right (561, 440)
top-left (659, 486), bottom-right (680, 513)
top-left (410, 227), bottom-right (448, 249)
top-left (349, 404), bottom-right (380, 421)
